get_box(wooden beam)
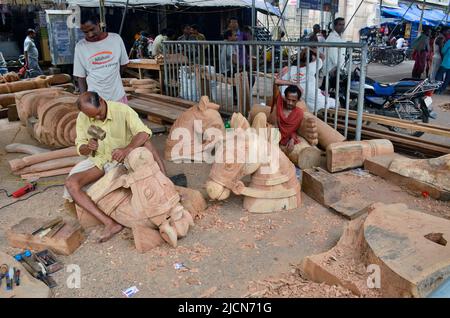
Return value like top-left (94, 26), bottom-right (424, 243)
top-left (302, 167), bottom-right (342, 207)
top-left (364, 154), bottom-right (450, 201)
top-left (323, 109), bottom-right (450, 138)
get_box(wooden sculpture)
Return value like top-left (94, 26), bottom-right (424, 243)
top-left (75, 147), bottom-right (195, 250)
top-left (301, 203), bottom-right (450, 297)
top-left (165, 96), bottom-right (225, 162)
top-left (326, 139), bottom-right (394, 172)
top-left (15, 88), bottom-right (78, 148)
top-left (205, 113), bottom-right (301, 213)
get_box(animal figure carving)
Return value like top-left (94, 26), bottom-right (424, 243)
top-left (205, 113), bottom-right (301, 213)
top-left (76, 147), bottom-right (194, 249)
top-left (165, 96), bottom-right (225, 162)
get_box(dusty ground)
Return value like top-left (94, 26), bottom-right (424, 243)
top-left (1, 119), bottom-right (449, 298)
top-left (0, 63), bottom-right (449, 298)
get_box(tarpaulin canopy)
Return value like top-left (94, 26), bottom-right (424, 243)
top-left (381, 3), bottom-right (450, 26)
top-left (65, 0), bottom-right (281, 16)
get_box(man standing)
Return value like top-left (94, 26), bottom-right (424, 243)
top-left (24, 29), bottom-right (43, 78)
top-left (308, 24), bottom-right (321, 42)
top-left (0, 51), bottom-right (7, 75)
top-left (73, 15), bottom-right (129, 104)
top-left (325, 18), bottom-right (346, 75)
top-left (178, 25), bottom-right (193, 41)
top-left (436, 28), bottom-right (450, 94)
top-left (411, 29), bottom-right (431, 79)
top-left (227, 18), bottom-right (250, 66)
top-left (152, 29), bottom-right (175, 56)
top-left (190, 25), bottom-right (206, 41)
top-left (64, 91), bottom-right (166, 242)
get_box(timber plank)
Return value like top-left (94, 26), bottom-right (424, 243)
top-left (364, 154), bottom-right (450, 201)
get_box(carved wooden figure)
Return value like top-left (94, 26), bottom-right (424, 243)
top-left (76, 147), bottom-right (195, 250)
top-left (15, 88), bottom-right (78, 148)
top-left (165, 96), bottom-right (225, 162)
top-left (205, 113), bottom-right (301, 213)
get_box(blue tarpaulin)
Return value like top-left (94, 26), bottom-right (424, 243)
top-left (381, 3), bottom-right (450, 26)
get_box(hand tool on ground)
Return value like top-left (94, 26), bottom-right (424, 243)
top-left (31, 217), bottom-right (63, 236)
top-left (7, 267), bottom-right (14, 290)
top-left (14, 250), bottom-right (57, 288)
top-left (87, 125), bottom-right (106, 157)
top-left (10, 181), bottom-right (37, 198)
top-left (35, 250), bottom-right (63, 274)
top-left (44, 221), bottom-right (65, 238)
top-left (14, 269), bottom-right (20, 286)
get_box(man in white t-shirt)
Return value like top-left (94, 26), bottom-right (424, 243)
top-left (325, 17), bottom-right (346, 74)
top-left (396, 37), bottom-right (406, 50)
top-left (73, 15), bottom-right (129, 104)
top-left (24, 29), bottom-right (43, 78)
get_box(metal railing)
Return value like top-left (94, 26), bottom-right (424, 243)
top-left (162, 40), bottom-right (368, 141)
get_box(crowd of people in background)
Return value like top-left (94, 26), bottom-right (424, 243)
top-left (410, 26), bottom-right (450, 93)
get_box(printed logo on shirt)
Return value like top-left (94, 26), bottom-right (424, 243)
top-left (89, 51), bottom-right (114, 65)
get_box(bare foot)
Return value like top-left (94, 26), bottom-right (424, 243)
top-left (98, 223), bottom-right (123, 243)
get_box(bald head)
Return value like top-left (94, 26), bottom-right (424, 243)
top-left (77, 91), bottom-right (107, 121)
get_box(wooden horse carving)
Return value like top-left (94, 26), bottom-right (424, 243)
top-left (205, 113), bottom-right (301, 213)
top-left (76, 147), bottom-right (195, 250)
top-left (165, 96), bottom-right (225, 162)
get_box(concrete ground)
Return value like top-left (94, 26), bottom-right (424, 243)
top-left (0, 62), bottom-right (449, 298)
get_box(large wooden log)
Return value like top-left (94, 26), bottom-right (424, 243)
top-left (5, 143), bottom-right (50, 155)
top-left (0, 77), bottom-right (49, 94)
top-left (0, 93), bottom-right (15, 107)
top-left (46, 74), bottom-right (71, 85)
top-left (21, 167), bottom-right (73, 180)
top-left (9, 147), bottom-right (77, 171)
top-left (14, 156), bottom-right (83, 175)
top-left (326, 139), bottom-right (394, 173)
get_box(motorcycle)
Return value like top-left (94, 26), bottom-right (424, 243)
top-left (342, 67), bottom-right (441, 137)
top-left (367, 45), bottom-right (406, 66)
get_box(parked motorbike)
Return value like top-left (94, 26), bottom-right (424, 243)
top-left (342, 67), bottom-right (441, 137)
top-left (368, 45), bottom-right (406, 66)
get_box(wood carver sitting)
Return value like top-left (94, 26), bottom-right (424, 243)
top-left (249, 84), bottom-right (345, 169)
top-left (75, 147), bottom-right (195, 250)
top-left (65, 91), bottom-right (167, 243)
top-left (165, 96), bottom-right (225, 162)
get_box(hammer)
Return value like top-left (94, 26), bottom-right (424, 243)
top-left (87, 125), bottom-right (106, 157)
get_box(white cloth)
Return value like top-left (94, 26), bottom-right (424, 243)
top-left (325, 30), bottom-right (346, 74)
top-left (0, 52), bottom-right (6, 68)
top-left (63, 158), bottom-right (120, 201)
top-left (430, 37), bottom-right (443, 81)
top-left (280, 58), bottom-right (336, 112)
top-left (219, 44), bottom-right (237, 73)
top-left (73, 33), bottom-right (129, 102)
top-left (152, 34), bottom-right (167, 56)
top-left (396, 38), bottom-right (405, 49)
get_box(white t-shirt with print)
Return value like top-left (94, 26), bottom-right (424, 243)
top-left (73, 33), bottom-right (129, 101)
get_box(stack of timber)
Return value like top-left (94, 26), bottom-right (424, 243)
top-left (7, 145), bottom-right (81, 180)
top-left (0, 74), bottom-right (73, 120)
top-left (318, 109), bottom-right (450, 158)
top-left (128, 93), bottom-right (195, 124)
top-left (122, 78), bottom-right (161, 94)
top-left (15, 88), bottom-right (79, 148)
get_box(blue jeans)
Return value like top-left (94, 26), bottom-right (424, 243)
top-left (436, 66), bottom-right (450, 94)
top-left (0, 67), bottom-right (7, 75)
top-left (27, 58), bottom-right (43, 78)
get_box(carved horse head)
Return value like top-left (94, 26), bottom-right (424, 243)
top-left (205, 112), bottom-right (283, 201)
